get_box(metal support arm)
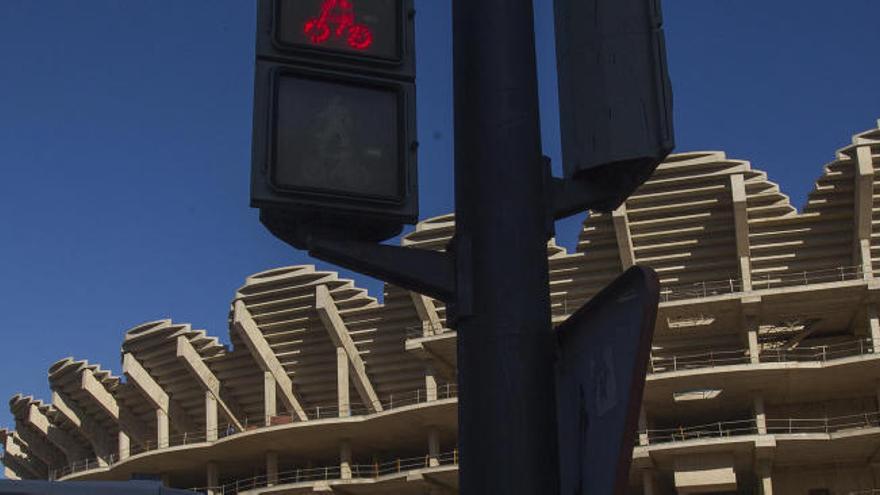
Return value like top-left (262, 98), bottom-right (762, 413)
top-left (308, 238), bottom-right (456, 303)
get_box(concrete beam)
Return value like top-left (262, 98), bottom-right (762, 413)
top-left (855, 146), bottom-right (874, 279)
top-left (79, 369), bottom-right (150, 446)
top-left (122, 353), bottom-right (197, 437)
top-left (2, 431), bottom-right (46, 479)
top-left (410, 292), bottom-right (442, 336)
top-left (175, 336), bottom-right (245, 431)
top-left (14, 424), bottom-right (64, 469)
top-left (25, 404), bottom-right (89, 463)
top-left (730, 174), bottom-right (752, 291)
top-left (612, 205), bottom-right (636, 270)
top-left (233, 301), bottom-right (307, 421)
top-left (316, 285), bottom-right (383, 413)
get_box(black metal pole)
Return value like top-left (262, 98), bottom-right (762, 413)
top-left (453, 0), bottom-right (560, 493)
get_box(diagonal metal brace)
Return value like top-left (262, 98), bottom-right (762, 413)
top-left (308, 237), bottom-right (456, 303)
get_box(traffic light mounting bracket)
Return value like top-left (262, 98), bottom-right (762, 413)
top-left (307, 236), bottom-right (456, 303)
top-left (544, 156), bottom-right (627, 223)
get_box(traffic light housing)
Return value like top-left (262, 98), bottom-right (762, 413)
top-left (252, 0), bottom-right (417, 243)
top-left (554, 0), bottom-right (674, 211)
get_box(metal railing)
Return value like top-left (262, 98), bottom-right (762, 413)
top-left (660, 278), bottom-right (744, 302)
top-left (760, 338), bottom-right (874, 363)
top-left (405, 321), bottom-right (450, 339)
top-left (51, 384), bottom-right (458, 480)
top-left (638, 410), bottom-right (880, 446)
top-left (640, 419), bottom-right (758, 444)
top-left (552, 266), bottom-right (866, 315)
top-left (188, 450), bottom-right (459, 495)
top-left (649, 339), bottom-right (875, 374)
top-left (650, 349), bottom-right (750, 373)
top-left (766, 411), bottom-right (880, 434)
top-left (751, 265), bottom-right (864, 290)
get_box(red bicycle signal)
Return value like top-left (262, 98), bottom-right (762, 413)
top-left (304, 0), bottom-right (375, 51)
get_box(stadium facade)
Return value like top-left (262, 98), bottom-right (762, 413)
top-left (2, 121), bottom-right (880, 494)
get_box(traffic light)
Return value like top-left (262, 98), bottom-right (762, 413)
top-left (554, 0), bottom-right (674, 211)
top-left (252, 0), bottom-right (417, 243)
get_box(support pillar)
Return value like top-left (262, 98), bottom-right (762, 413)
top-left (157, 409), bottom-right (170, 449)
top-left (206, 462), bottom-right (220, 495)
top-left (757, 460), bottom-right (773, 495)
top-left (266, 451), bottom-right (279, 487)
top-left (868, 305), bottom-right (880, 352)
top-left (425, 365), bottom-right (438, 401)
top-left (118, 431), bottom-right (130, 461)
top-left (754, 395), bottom-right (767, 435)
top-left (205, 391), bottom-right (218, 441)
top-left (337, 348), bottom-right (350, 417)
top-left (642, 470), bottom-right (655, 495)
top-left (263, 372), bottom-right (277, 426)
top-left (340, 441), bottom-right (352, 480)
top-left (428, 428), bottom-right (440, 467)
top-left (638, 406), bottom-right (650, 446)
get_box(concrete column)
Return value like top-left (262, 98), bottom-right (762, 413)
top-left (425, 365), bottom-right (438, 401)
top-left (205, 391), bottom-right (218, 442)
top-left (754, 395), bottom-right (767, 435)
top-left (157, 409), bottom-right (170, 449)
top-left (118, 430), bottom-right (130, 460)
top-left (742, 300), bottom-right (762, 364)
top-left (266, 451), bottom-right (279, 487)
top-left (428, 428), bottom-right (440, 467)
top-left (638, 406), bottom-right (650, 446)
top-left (263, 372), bottom-right (277, 426)
top-left (206, 462), bottom-right (220, 495)
top-left (868, 305), bottom-right (880, 352)
top-left (337, 348), bottom-right (350, 417)
top-left (642, 470), bottom-right (655, 495)
top-left (757, 461), bottom-right (773, 495)
top-left (340, 440), bottom-right (352, 480)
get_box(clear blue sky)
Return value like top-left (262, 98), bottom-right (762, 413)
top-left (0, 0), bottom-right (878, 446)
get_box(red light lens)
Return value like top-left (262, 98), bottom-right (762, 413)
top-left (275, 0), bottom-right (400, 61)
top-left (302, 0), bottom-right (375, 51)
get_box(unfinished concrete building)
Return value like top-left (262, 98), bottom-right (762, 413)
top-left (2, 120), bottom-right (880, 494)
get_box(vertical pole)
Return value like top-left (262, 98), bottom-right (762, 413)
top-left (340, 440), bottom-right (353, 480)
top-left (337, 347), bottom-right (351, 417)
top-left (205, 391), bottom-right (218, 442)
top-left (118, 430), bottom-right (130, 461)
top-left (206, 462), bottom-right (220, 495)
top-left (453, 0), bottom-right (559, 493)
top-left (157, 409), bottom-right (169, 449)
top-left (425, 364), bottom-right (438, 401)
top-left (263, 372), bottom-right (277, 426)
top-left (428, 427), bottom-right (441, 467)
top-left (266, 451), bottom-right (279, 487)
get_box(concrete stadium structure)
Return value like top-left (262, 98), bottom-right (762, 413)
top-left (3, 120), bottom-right (880, 494)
